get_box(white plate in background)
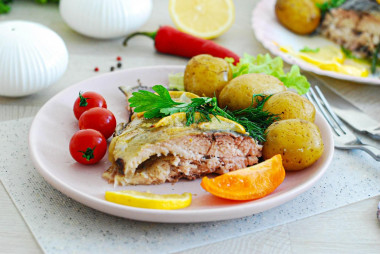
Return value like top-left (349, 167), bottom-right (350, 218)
top-left (252, 0), bottom-right (380, 85)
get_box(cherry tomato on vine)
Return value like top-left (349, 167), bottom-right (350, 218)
top-left (78, 107), bottom-right (117, 139)
top-left (69, 129), bottom-right (107, 165)
top-left (73, 91), bottom-right (107, 120)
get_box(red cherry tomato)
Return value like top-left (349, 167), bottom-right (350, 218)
top-left (78, 107), bottom-right (117, 139)
top-left (69, 129), bottom-right (107, 165)
top-left (73, 91), bottom-right (107, 120)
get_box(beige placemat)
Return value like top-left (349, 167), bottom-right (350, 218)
top-left (1, 117), bottom-right (379, 254)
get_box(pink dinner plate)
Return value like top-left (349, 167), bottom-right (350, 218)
top-left (29, 65), bottom-right (334, 223)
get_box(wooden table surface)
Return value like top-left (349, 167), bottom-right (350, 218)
top-left (1, 0), bottom-right (379, 253)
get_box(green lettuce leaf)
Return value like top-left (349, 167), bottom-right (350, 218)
top-left (226, 53), bottom-right (310, 94)
top-left (278, 65), bottom-right (310, 95)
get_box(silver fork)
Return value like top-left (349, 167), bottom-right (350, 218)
top-left (307, 86), bottom-right (380, 161)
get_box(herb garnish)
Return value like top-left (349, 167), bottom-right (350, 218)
top-left (371, 44), bottom-right (380, 74)
top-left (128, 85), bottom-right (278, 142)
top-left (342, 46), bottom-right (379, 74)
top-left (300, 47), bottom-right (320, 53)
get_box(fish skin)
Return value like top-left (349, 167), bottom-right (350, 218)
top-left (339, 0), bottom-right (380, 13)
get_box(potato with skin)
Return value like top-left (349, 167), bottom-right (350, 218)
top-left (263, 119), bottom-right (324, 171)
top-left (219, 73), bottom-right (286, 110)
top-left (263, 91), bottom-right (316, 122)
top-left (275, 0), bottom-right (321, 35)
top-left (184, 54), bottom-right (232, 98)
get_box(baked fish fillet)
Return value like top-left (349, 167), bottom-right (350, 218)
top-left (320, 0), bottom-right (380, 58)
top-left (103, 115), bottom-right (262, 186)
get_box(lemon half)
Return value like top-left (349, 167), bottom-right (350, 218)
top-left (280, 45), bottom-right (369, 77)
top-left (169, 0), bottom-right (235, 39)
top-left (153, 112), bottom-right (247, 135)
top-left (105, 190), bottom-right (192, 210)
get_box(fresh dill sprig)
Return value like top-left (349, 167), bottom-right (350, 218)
top-left (212, 95), bottom-right (279, 143)
top-left (128, 85), bottom-right (278, 142)
top-left (371, 44), bottom-right (380, 74)
top-left (342, 46), bottom-right (380, 74)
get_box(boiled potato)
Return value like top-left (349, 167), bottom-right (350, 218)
top-left (184, 54), bottom-right (232, 98)
top-left (263, 91), bottom-right (316, 122)
top-left (262, 119), bottom-right (324, 171)
top-left (275, 0), bottom-right (321, 35)
top-left (218, 73), bottom-right (286, 110)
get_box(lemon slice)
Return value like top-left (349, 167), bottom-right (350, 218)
top-left (153, 112), bottom-right (190, 127)
top-left (280, 45), bottom-right (368, 77)
top-left (168, 90), bottom-right (199, 102)
top-left (169, 0), bottom-right (235, 39)
top-left (335, 63), bottom-right (369, 77)
top-left (154, 112), bottom-right (247, 134)
top-left (105, 190), bottom-right (192, 210)
top-left (298, 45), bottom-right (345, 65)
top-left (340, 59), bottom-right (370, 77)
top-left (198, 115), bottom-right (247, 134)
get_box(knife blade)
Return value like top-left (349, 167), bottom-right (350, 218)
top-left (306, 74), bottom-right (380, 140)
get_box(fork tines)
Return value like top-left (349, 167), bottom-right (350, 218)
top-left (306, 86), bottom-right (347, 137)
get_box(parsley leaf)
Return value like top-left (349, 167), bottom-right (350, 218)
top-left (300, 46), bottom-right (320, 53)
top-left (128, 85), bottom-right (182, 118)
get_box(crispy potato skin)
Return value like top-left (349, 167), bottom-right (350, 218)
top-left (219, 73), bottom-right (286, 110)
top-left (184, 54), bottom-right (232, 98)
top-left (263, 91), bottom-right (316, 122)
top-left (275, 0), bottom-right (321, 35)
top-left (263, 119), bottom-right (324, 171)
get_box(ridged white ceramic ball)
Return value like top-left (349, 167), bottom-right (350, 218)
top-left (59, 0), bottom-right (153, 39)
top-left (0, 21), bottom-right (68, 97)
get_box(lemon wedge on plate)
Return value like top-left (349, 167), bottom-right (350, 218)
top-left (169, 0), bottom-right (235, 39)
top-left (105, 190), bottom-right (192, 210)
top-left (297, 45), bottom-right (345, 66)
top-left (280, 45), bottom-right (369, 77)
top-left (168, 90), bottom-right (199, 102)
top-left (153, 112), bottom-right (247, 135)
top-left (339, 59), bottom-right (370, 77)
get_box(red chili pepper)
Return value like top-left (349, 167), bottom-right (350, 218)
top-left (123, 26), bottom-right (240, 64)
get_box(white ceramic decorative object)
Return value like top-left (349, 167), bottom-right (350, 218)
top-left (0, 21), bottom-right (68, 97)
top-left (59, 0), bottom-right (153, 39)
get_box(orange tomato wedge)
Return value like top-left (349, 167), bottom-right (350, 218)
top-left (200, 154), bottom-right (285, 200)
